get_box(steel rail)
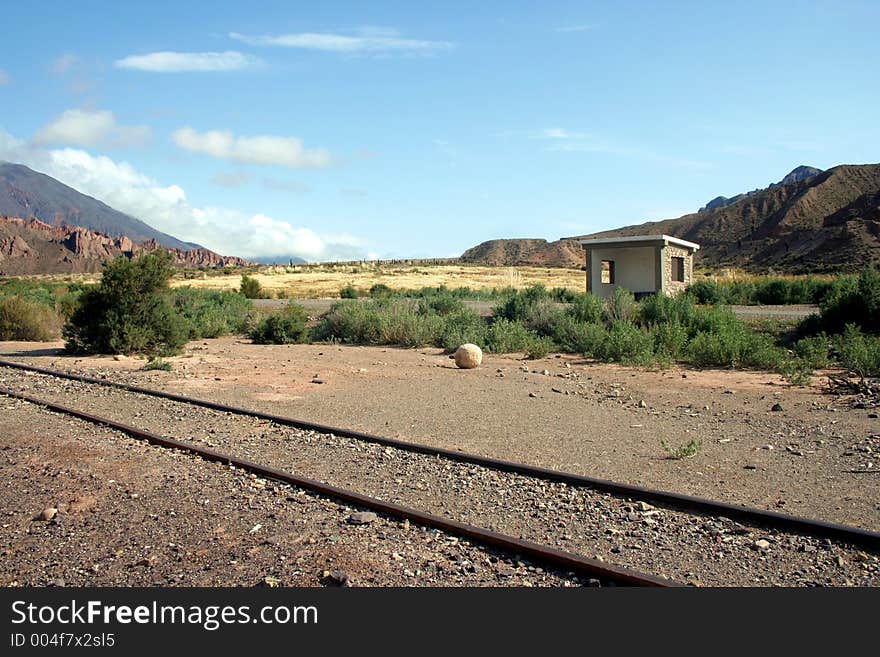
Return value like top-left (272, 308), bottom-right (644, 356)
top-left (2, 357), bottom-right (879, 551)
top-left (0, 386), bottom-right (677, 588)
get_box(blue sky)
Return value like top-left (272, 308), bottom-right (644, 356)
top-left (1, 1), bottom-right (878, 261)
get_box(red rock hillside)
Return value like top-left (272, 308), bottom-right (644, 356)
top-left (0, 216), bottom-right (249, 275)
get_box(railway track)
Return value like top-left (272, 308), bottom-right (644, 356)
top-left (2, 359), bottom-right (880, 586)
top-left (0, 387), bottom-right (673, 588)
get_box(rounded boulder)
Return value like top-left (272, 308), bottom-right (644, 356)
top-left (454, 343), bottom-right (483, 369)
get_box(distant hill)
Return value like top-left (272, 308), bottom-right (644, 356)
top-left (581, 164), bottom-right (880, 273)
top-left (0, 216), bottom-right (248, 275)
top-left (461, 164), bottom-right (880, 273)
top-left (460, 238), bottom-right (584, 268)
top-left (253, 255), bottom-right (308, 265)
top-left (0, 162), bottom-right (196, 250)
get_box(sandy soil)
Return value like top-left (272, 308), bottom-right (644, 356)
top-left (2, 338), bottom-right (877, 535)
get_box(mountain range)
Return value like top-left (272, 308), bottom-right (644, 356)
top-left (0, 162), bottom-right (196, 250)
top-left (461, 164), bottom-right (880, 273)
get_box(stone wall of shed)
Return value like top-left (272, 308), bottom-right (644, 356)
top-left (661, 245), bottom-right (693, 296)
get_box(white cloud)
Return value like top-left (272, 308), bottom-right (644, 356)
top-left (0, 69), bottom-right (8, 85)
top-left (210, 171), bottom-right (251, 187)
top-left (172, 127), bottom-right (332, 168)
top-left (0, 130), bottom-right (368, 261)
top-left (114, 51), bottom-right (260, 72)
top-left (33, 109), bottom-right (151, 148)
top-left (50, 54), bottom-right (80, 74)
top-left (229, 30), bottom-right (453, 54)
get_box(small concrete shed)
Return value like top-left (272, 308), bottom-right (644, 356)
top-left (578, 234), bottom-right (699, 299)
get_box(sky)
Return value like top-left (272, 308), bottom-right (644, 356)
top-left (1, 0), bottom-right (878, 261)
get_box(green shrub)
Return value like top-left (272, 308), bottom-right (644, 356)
top-left (687, 322), bottom-right (784, 370)
top-left (369, 283), bottom-right (393, 298)
top-left (239, 274), bottom-right (266, 299)
top-left (550, 316), bottom-right (606, 355)
top-left (484, 319), bottom-right (540, 355)
top-left (687, 280), bottom-right (721, 305)
top-left (834, 325), bottom-right (880, 377)
top-left (312, 300), bottom-right (383, 344)
top-left (492, 285), bottom-right (550, 322)
top-left (418, 294), bottom-right (465, 316)
top-left (567, 292), bottom-right (604, 324)
top-left (437, 309), bottom-right (487, 352)
top-left (550, 287), bottom-right (578, 303)
top-left (0, 296), bottom-right (62, 341)
top-left (603, 288), bottom-right (639, 324)
top-left (339, 284), bottom-right (358, 299)
top-left (651, 321), bottom-right (689, 359)
top-left (172, 287), bottom-right (251, 338)
top-left (794, 334), bottom-right (831, 369)
top-left (143, 357), bottom-right (172, 371)
top-left (639, 293), bottom-right (697, 328)
top-left (249, 304), bottom-right (310, 344)
top-left (63, 252), bottom-right (188, 356)
top-left (661, 438), bottom-right (701, 459)
top-left (597, 321), bottom-right (655, 365)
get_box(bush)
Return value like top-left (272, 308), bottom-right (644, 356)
top-left (339, 284), bottom-right (358, 299)
top-left (794, 334), bottom-right (831, 369)
top-left (0, 296), bottom-right (62, 341)
top-left (239, 275), bottom-right (266, 299)
top-left (651, 322), bottom-right (689, 360)
top-left (812, 268), bottom-right (880, 334)
top-left (687, 280), bottom-right (721, 305)
top-left (484, 319), bottom-right (542, 355)
top-left (418, 294), bottom-right (465, 316)
top-left (687, 323), bottom-right (784, 370)
top-left (369, 283), bottom-right (393, 298)
top-left (172, 287), bottom-right (251, 338)
top-left (249, 304), bottom-right (310, 344)
top-left (63, 252), bottom-right (188, 356)
top-left (492, 285), bottom-right (550, 322)
top-left (437, 309), bottom-right (487, 352)
top-left (567, 293), bottom-right (604, 324)
top-left (597, 321), bottom-right (656, 365)
top-left (603, 288), bottom-right (639, 324)
top-left (834, 325), bottom-right (880, 377)
top-left (639, 293), bottom-right (697, 328)
top-left (143, 357), bottom-right (172, 371)
top-left (312, 300), bottom-right (383, 344)
top-left (550, 316), bottom-right (606, 355)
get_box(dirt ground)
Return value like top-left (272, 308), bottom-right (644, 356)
top-left (2, 338), bottom-right (878, 535)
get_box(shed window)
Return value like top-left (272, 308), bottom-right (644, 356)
top-left (601, 260), bottom-right (615, 284)
top-left (672, 256), bottom-right (685, 282)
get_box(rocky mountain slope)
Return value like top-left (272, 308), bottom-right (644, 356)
top-left (459, 238), bottom-right (584, 268)
top-left (462, 164), bottom-right (880, 273)
top-left (0, 216), bottom-right (248, 275)
top-left (0, 162), bottom-right (195, 250)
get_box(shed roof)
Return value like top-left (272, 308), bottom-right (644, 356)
top-left (577, 234), bottom-right (700, 251)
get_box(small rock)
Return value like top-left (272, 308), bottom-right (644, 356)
top-left (348, 512), bottom-right (377, 525)
top-left (869, 413), bottom-right (878, 419)
top-left (771, 403), bottom-right (783, 412)
top-left (311, 378), bottom-right (326, 384)
top-left (262, 576), bottom-right (282, 587)
top-left (453, 344), bottom-right (483, 369)
top-left (754, 539), bottom-right (771, 551)
top-left (636, 501), bottom-right (655, 512)
top-left (529, 392), bottom-right (538, 398)
top-left (324, 570), bottom-right (350, 587)
top-left (37, 508), bottom-right (58, 522)
top-left (541, 369), bottom-right (550, 376)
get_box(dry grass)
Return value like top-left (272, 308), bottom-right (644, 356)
top-left (694, 267), bottom-right (835, 283)
top-left (171, 264), bottom-right (586, 298)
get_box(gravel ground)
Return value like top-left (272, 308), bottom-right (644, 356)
top-left (3, 338), bottom-right (874, 533)
top-left (2, 368), bottom-right (878, 587)
top-left (0, 401), bottom-right (592, 588)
